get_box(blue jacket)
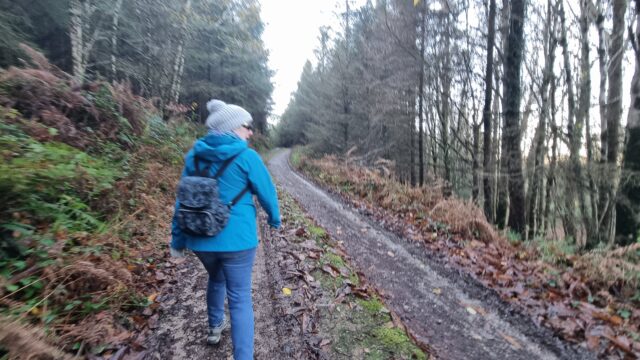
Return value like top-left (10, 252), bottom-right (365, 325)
top-left (171, 133), bottom-right (280, 252)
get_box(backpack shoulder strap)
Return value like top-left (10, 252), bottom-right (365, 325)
top-left (213, 149), bottom-right (246, 179)
top-left (193, 156), bottom-right (211, 177)
top-left (228, 184), bottom-right (251, 207)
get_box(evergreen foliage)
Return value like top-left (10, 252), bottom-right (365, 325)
top-left (0, 0), bottom-right (273, 131)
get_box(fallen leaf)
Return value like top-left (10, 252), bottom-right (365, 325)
top-left (387, 251), bottom-right (395, 257)
top-left (466, 307), bottom-right (477, 315)
top-left (147, 293), bottom-right (159, 303)
top-left (295, 227), bottom-right (307, 237)
top-left (319, 338), bottom-right (331, 347)
top-left (282, 287), bottom-right (292, 296)
top-left (499, 332), bottom-right (522, 350)
top-left (322, 265), bottom-right (339, 278)
top-left (609, 315), bottom-right (624, 326)
top-left (604, 334), bottom-right (633, 354)
top-left (432, 288), bottom-right (442, 295)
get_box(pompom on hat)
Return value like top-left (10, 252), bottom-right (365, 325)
top-left (205, 99), bottom-right (253, 133)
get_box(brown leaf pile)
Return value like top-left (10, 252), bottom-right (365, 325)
top-left (299, 154), bottom-right (640, 359)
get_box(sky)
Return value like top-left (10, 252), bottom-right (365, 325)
top-left (260, 0), bottom-right (345, 123)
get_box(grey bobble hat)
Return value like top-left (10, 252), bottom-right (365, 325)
top-left (205, 99), bottom-right (253, 132)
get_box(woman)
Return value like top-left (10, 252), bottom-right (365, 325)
top-left (170, 99), bottom-right (281, 360)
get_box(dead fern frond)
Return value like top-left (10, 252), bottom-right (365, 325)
top-left (0, 316), bottom-right (72, 360)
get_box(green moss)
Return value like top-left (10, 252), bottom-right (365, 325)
top-left (278, 189), bottom-right (428, 360)
top-left (373, 327), bottom-right (427, 360)
top-left (308, 225), bottom-right (327, 239)
top-left (322, 252), bottom-right (346, 268)
top-left (359, 298), bottom-right (384, 314)
top-left (373, 327), bottom-right (409, 347)
top-left (349, 272), bottom-right (360, 286)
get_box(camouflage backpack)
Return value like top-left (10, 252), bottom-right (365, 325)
top-left (176, 151), bottom-right (249, 237)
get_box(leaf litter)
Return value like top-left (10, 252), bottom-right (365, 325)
top-left (298, 154), bottom-right (640, 359)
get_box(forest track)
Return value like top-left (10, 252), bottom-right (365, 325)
top-left (269, 149), bottom-right (594, 360)
top-left (143, 225), bottom-right (306, 359)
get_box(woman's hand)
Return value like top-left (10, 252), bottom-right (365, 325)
top-left (170, 247), bottom-right (186, 258)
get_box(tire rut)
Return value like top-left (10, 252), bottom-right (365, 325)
top-left (144, 229), bottom-right (300, 359)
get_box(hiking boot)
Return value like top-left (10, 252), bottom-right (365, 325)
top-left (206, 318), bottom-right (229, 345)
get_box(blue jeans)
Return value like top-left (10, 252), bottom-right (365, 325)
top-left (194, 248), bottom-right (256, 360)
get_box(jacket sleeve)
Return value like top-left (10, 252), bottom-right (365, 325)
top-left (170, 156), bottom-right (191, 250)
top-left (246, 150), bottom-right (281, 228)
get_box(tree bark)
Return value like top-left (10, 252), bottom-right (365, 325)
top-left (602, 0), bottom-right (628, 244)
top-left (69, 0), bottom-right (85, 81)
top-left (69, 0), bottom-right (100, 82)
top-left (169, 0), bottom-right (192, 104)
top-left (110, 0), bottom-right (124, 81)
top-left (544, 79), bottom-right (559, 235)
top-left (473, 122), bottom-right (481, 201)
top-left (576, 0), bottom-right (596, 247)
top-left (482, 0), bottom-right (497, 222)
top-left (418, 1), bottom-right (426, 186)
top-left (596, 0), bottom-right (608, 235)
top-left (495, 0), bottom-right (511, 228)
top-left (558, 0), bottom-right (584, 243)
top-left (616, 0), bottom-right (640, 244)
top-left (440, 12), bottom-right (452, 184)
top-left (502, 0), bottom-right (527, 234)
top-left (528, 0), bottom-right (556, 238)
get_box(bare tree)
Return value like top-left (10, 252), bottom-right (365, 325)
top-left (602, 0), bottom-right (628, 244)
top-left (69, 0), bottom-right (102, 82)
top-left (528, 0), bottom-right (557, 238)
top-left (109, 0), bottom-right (124, 81)
top-left (482, 0), bottom-right (497, 221)
top-left (617, 0), bottom-right (640, 244)
top-left (502, 0), bottom-right (527, 234)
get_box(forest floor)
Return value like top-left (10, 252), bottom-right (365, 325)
top-left (141, 148), bottom-right (598, 359)
top-left (142, 150), bottom-right (427, 360)
top-left (268, 149), bottom-right (596, 360)
top-left (143, 235), bottom-right (302, 360)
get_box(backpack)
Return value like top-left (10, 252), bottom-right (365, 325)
top-left (176, 151), bottom-right (249, 237)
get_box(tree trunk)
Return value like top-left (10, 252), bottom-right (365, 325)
top-left (502, 0), bottom-right (527, 234)
top-left (482, 0), bottom-right (497, 222)
top-left (110, 0), bottom-right (124, 81)
top-left (69, 0), bottom-right (100, 83)
top-left (69, 0), bottom-right (85, 81)
top-left (495, 0), bottom-right (511, 228)
top-left (170, 0), bottom-right (192, 104)
top-left (473, 123), bottom-right (481, 201)
top-left (441, 14), bottom-right (452, 184)
top-left (602, 0), bottom-right (628, 244)
top-left (596, 0), bottom-right (608, 236)
top-left (616, 0), bottom-right (640, 244)
top-left (576, 0), bottom-right (595, 247)
top-left (418, 1), bottom-right (426, 186)
top-left (544, 79), bottom-right (559, 235)
top-left (558, 0), bottom-right (584, 243)
top-left (528, 0), bottom-right (556, 238)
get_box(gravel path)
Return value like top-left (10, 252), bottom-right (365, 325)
top-left (269, 149), bottom-right (594, 360)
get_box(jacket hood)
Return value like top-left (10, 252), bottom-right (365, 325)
top-left (192, 133), bottom-right (248, 162)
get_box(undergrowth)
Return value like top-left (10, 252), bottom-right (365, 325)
top-left (293, 148), bottom-right (640, 297)
top-left (0, 46), bottom-right (199, 357)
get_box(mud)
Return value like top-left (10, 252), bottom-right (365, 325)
top-left (143, 227), bottom-right (306, 359)
top-left (269, 149), bottom-right (595, 360)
